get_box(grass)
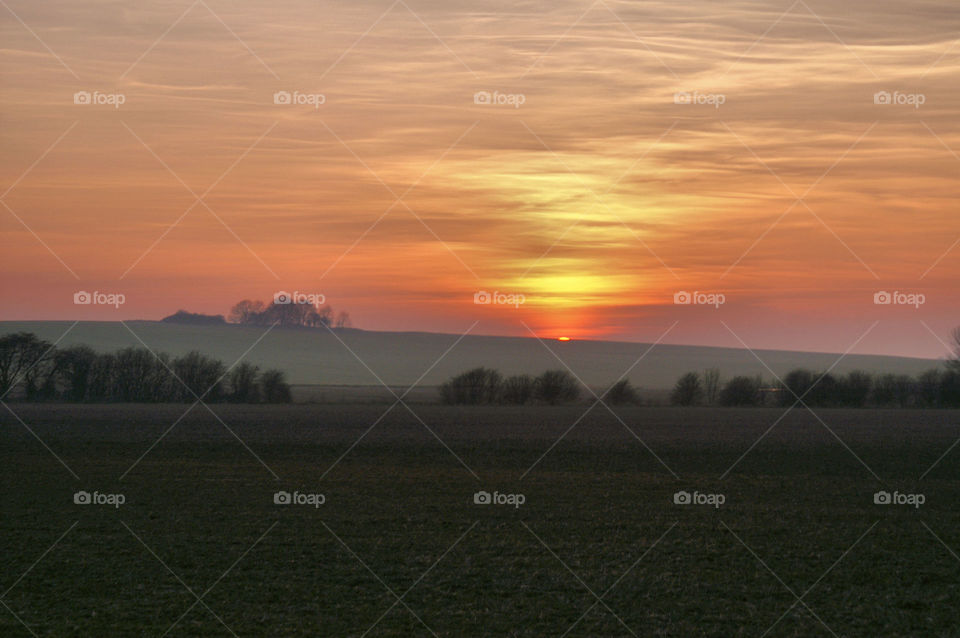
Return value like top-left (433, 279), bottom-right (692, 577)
top-left (2, 404), bottom-right (959, 636)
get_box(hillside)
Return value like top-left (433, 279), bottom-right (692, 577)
top-left (0, 321), bottom-right (942, 391)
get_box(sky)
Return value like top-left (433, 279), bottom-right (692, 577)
top-left (1, 0), bottom-right (959, 358)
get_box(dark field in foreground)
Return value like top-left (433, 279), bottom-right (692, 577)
top-left (2, 405), bottom-right (959, 637)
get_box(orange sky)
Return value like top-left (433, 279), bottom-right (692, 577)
top-left (1, 0), bottom-right (959, 358)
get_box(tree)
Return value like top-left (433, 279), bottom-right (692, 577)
top-left (22, 338), bottom-right (58, 401)
top-left (703, 368), bottom-right (721, 405)
top-left (86, 353), bottom-right (117, 401)
top-left (501, 374), bottom-right (535, 404)
top-left (334, 311), bottom-right (352, 329)
top-left (261, 369), bottom-right (292, 403)
top-left (837, 371), bottom-right (873, 407)
top-left (806, 373), bottom-right (839, 407)
top-left (605, 379), bottom-right (641, 405)
top-left (439, 367), bottom-right (502, 404)
top-left (872, 374), bottom-right (915, 407)
top-left (949, 326), bottom-right (960, 371)
top-left (55, 345), bottom-right (97, 402)
top-left (228, 300), bottom-right (266, 324)
top-left (226, 362), bottom-right (260, 403)
top-left (671, 372), bottom-right (702, 406)
top-left (113, 347), bottom-right (165, 402)
top-left (0, 332), bottom-right (55, 399)
top-left (939, 369), bottom-right (960, 407)
top-left (173, 351), bottom-right (226, 401)
top-left (719, 375), bottom-right (761, 406)
top-left (918, 369), bottom-right (943, 407)
top-left (534, 370), bottom-right (581, 405)
top-left (778, 369), bottom-right (816, 406)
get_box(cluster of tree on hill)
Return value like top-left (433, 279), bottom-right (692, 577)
top-left (438, 367), bottom-right (642, 405)
top-left (669, 365), bottom-right (960, 408)
top-left (228, 299), bottom-right (351, 329)
top-left (160, 298), bottom-right (353, 330)
top-left (0, 332), bottom-right (292, 403)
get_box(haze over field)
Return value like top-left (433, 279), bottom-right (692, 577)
top-left (2, 0), bottom-right (959, 358)
top-left (2, 321), bottom-right (940, 389)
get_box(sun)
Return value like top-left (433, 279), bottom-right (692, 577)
top-left (557, 336), bottom-right (571, 342)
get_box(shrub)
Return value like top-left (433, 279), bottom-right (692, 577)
top-left (534, 370), bottom-right (580, 405)
top-left (439, 367), bottom-right (502, 404)
top-left (501, 374), bottom-right (535, 405)
top-left (605, 379), bottom-right (641, 405)
top-left (670, 372), bottom-right (702, 406)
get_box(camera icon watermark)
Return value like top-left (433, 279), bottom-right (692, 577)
top-left (473, 490), bottom-right (525, 508)
top-left (273, 90), bottom-right (325, 109)
top-left (673, 291), bottom-right (725, 308)
top-left (74, 290), bottom-right (125, 308)
top-left (673, 90), bottom-right (725, 109)
top-left (74, 490), bottom-right (125, 508)
top-left (473, 290), bottom-right (525, 308)
top-left (274, 290), bottom-right (325, 307)
top-left (473, 90), bottom-right (525, 108)
top-left (273, 490), bottom-right (325, 508)
top-left (873, 290), bottom-right (925, 308)
top-left (873, 90), bottom-right (925, 109)
top-left (873, 490), bottom-right (924, 508)
top-left (73, 90), bottom-right (126, 109)
top-left (673, 490), bottom-right (725, 508)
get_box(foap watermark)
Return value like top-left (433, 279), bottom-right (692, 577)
top-left (74, 490), bottom-right (125, 508)
top-left (474, 290), bottom-right (525, 308)
top-left (274, 290), bottom-right (325, 306)
top-left (674, 490), bottom-right (725, 508)
top-left (474, 90), bottom-right (525, 108)
top-left (273, 90), bottom-right (325, 109)
top-left (274, 490), bottom-right (325, 508)
top-left (474, 490), bottom-right (525, 508)
top-left (73, 90), bottom-right (126, 109)
top-left (874, 290), bottom-right (925, 308)
top-left (674, 90), bottom-right (725, 109)
top-left (674, 291), bottom-right (725, 308)
top-left (74, 290), bottom-right (125, 308)
top-left (874, 90), bottom-right (925, 109)
top-left (874, 490), bottom-right (924, 508)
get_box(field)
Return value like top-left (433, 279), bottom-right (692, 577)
top-left (2, 404), bottom-right (960, 637)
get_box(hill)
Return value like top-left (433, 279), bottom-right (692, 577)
top-left (0, 321), bottom-right (942, 391)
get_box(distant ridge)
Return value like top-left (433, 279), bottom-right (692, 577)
top-left (0, 321), bottom-right (941, 390)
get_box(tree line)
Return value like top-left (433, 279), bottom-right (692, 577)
top-left (439, 367), bottom-right (642, 405)
top-left (0, 332), bottom-right (292, 403)
top-left (670, 365), bottom-right (960, 408)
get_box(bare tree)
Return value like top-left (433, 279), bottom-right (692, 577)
top-left (228, 300), bottom-right (265, 324)
top-left (334, 311), bottom-right (352, 329)
top-left (703, 368), bottom-right (721, 405)
top-left (949, 326), bottom-right (960, 371)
